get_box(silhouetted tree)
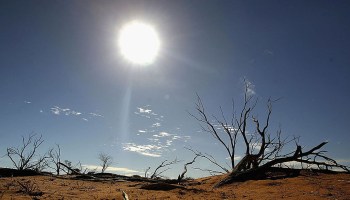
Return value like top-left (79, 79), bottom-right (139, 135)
top-left (6, 133), bottom-right (47, 170)
top-left (98, 153), bottom-right (112, 173)
top-left (192, 80), bottom-right (349, 187)
top-left (48, 144), bottom-right (61, 175)
top-left (144, 167), bottom-right (151, 178)
top-left (59, 160), bottom-right (82, 175)
top-left (150, 158), bottom-right (179, 179)
top-left (178, 155), bottom-right (198, 183)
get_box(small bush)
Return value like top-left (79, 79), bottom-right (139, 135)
top-left (16, 179), bottom-right (43, 196)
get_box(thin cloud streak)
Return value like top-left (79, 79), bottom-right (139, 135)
top-left (89, 112), bottom-right (104, 118)
top-left (123, 143), bottom-right (162, 157)
top-left (48, 106), bottom-right (104, 122)
top-left (157, 132), bottom-right (172, 137)
top-left (135, 105), bottom-right (160, 119)
top-left (82, 164), bottom-right (140, 174)
top-left (132, 105), bottom-right (192, 157)
top-left (50, 106), bottom-right (82, 116)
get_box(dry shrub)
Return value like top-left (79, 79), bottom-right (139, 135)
top-left (16, 179), bottom-right (43, 196)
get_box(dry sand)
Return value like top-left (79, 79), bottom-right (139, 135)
top-left (1, 172), bottom-right (349, 199)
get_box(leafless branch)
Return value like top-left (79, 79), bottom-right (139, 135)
top-left (6, 133), bottom-right (45, 170)
top-left (150, 158), bottom-right (179, 179)
top-left (98, 153), bottom-right (113, 173)
top-left (185, 147), bottom-right (229, 173)
top-left (47, 144), bottom-right (61, 175)
top-left (191, 79), bottom-right (349, 188)
top-left (178, 155), bottom-right (199, 182)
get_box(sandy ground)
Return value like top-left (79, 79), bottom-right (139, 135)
top-left (0, 172), bottom-right (349, 199)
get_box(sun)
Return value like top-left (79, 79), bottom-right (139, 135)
top-left (118, 21), bottom-right (161, 65)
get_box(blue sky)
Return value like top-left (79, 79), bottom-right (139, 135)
top-left (1, 0), bottom-right (350, 178)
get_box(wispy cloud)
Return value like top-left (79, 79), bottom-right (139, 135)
top-left (244, 79), bottom-right (256, 95)
top-left (135, 105), bottom-right (159, 119)
top-left (82, 164), bottom-right (140, 174)
top-left (148, 138), bottom-right (159, 142)
top-left (50, 106), bottom-right (82, 116)
top-left (51, 107), bottom-right (60, 115)
top-left (123, 143), bottom-right (162, 157)
top-left (89, 112), bottom-right (104, 118)
top-left (263, 49), bottom-right (274, 56)
top-left (151, 131), bottom-right (191, 144)
top-left (138, 107), bottom-right (152, 114)
top-left (172, 135), bottom-right (191, 142)
top-left (165, 139), bottom-right (172, 146)
top-left (226, 155), bottom-right (242, 161)
top-left (137, 129), bottom-right (155, 134)
top-left (48, 106), bottom-right (104, 122)
top-left (148, 131), bottom-right (191, 151)
top-left (251, 142), bottom-right (262, 151)
top-left (152, 122), bottom-right (161, 128)
top-left (158, 132), bottom-right (172, 137)
top-left (211, 121), bottom-right (239, 133)
top-left (155, 116), bottom-right (164, 121)
top-left (131, 105), bottom-right (192, 157)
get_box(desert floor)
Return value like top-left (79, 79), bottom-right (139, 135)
top-left (1, 172), bottom-right (350, 200)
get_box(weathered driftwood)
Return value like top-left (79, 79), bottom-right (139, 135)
top-left (121, 190), bottom-right (129, 200)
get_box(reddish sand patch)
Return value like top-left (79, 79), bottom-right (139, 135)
top-left (0, 172), bottom-right (349, 199)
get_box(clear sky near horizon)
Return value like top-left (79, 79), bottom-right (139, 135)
top-left (1, 0), bottom-right (350, 178)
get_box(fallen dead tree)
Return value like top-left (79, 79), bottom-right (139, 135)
top-left (58, 161), bottom-right (183, 184)
top-left (191, 80), bottom-right (349, 187)
top-left (58, 162), bottom-right (83, 176)
top-left (0, 168), bottom-right (44, 177)
top-left (214, 142), bottom-right (349, 187)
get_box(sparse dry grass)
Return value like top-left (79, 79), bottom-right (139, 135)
top-left (0, 173), bottom-right (349, 199)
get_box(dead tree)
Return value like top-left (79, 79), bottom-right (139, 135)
top-left (144, 167), bottom-right (151, 178)
top-left (185, 147), bottom-right (229, 175)
top-left (6, 133), bottom-right (46, 170)
top-left (48, 144), bottom-right (62, 175)
top-left (98, 153), bottom-right (113, 173)
top-left (61, 160), bottom-right (73, 174)
top-left (150, 158), bottom-right (179, 179)
top-left (178, 155), bottom-right (198, 183)
top-left (33, 154), bottom-right (50, 172)
top-left (192, 80), bottom-right (349, 187)
top-left (59, 161), bottom-right (82, 175)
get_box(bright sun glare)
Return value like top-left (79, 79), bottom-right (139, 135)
top-left (118, 21), bottom-right (161, 65)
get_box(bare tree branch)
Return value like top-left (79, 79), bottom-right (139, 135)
top-left (6, 133), bottom-right (45, 170)
top-left (185, 147), bottom-right (229, 173)
top-left (191, 80), bottom-right (349, 187)
top-left (98, 153), bottom-right (113, 173)
top-left (150, 158), bottom-right (179, 179)
top-left (47, 144), bottom-right (61, 175)
top-left (178, 155), bottom-right (198, 182)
